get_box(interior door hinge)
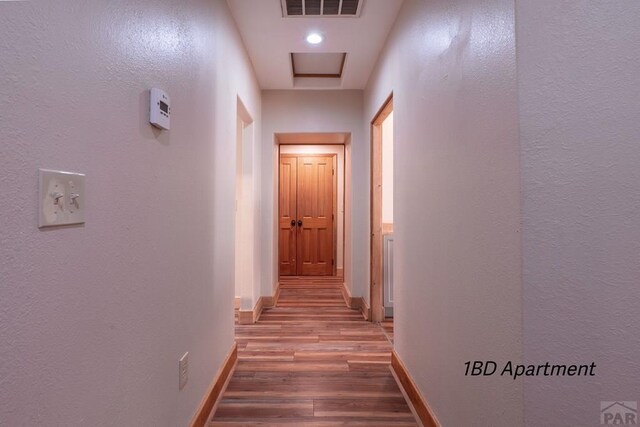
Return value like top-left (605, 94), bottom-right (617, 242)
top-left (332, 169), bottom-right (335, 175)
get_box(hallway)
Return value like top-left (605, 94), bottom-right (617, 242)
top-left (3, 1), bottom-right (640, 425)
top-left (211, 279), bottom-right (417, 426)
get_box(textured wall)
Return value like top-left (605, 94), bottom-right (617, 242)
top-left (0, 0), bottom-right (260, 425)
top-left (364, 0), bottom-right (523, 425)
top-left (517, 1), bottom-right (640, 425)
top-left (260, 90), bottom-right (366, 298)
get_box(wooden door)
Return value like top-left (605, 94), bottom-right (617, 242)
top-left (296, 156), bottom-right (334, 276)
top-left (278, 154), bottom-right (335, 276)
top-left (279, 156), bottom-right (297, 275)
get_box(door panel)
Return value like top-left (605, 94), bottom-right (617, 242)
top-left (279, 156), bottom-right (297, 276)
top-left (297, 156), bottom-right (334, 276)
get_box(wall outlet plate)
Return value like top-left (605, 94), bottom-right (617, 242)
top-left (179, 352), bottom-right (189, 390)
top-left (38, 169), bottom-right (86, 228)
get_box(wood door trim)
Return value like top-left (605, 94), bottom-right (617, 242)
top-left (333, 154), bottom-right (338, 276)
top-left (370, 94), bottom-right (393, 322)
top-left (278, 153), bottom-right (338, 277)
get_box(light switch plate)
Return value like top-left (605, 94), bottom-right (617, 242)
top-left (38, 169), bottom-right (86, 228)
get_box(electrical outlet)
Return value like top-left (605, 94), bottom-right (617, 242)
top-left (179, 352), bottom-right (189, 390)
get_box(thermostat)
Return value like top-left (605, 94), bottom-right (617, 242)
top-left (150, 88), bottom-right (170, 130)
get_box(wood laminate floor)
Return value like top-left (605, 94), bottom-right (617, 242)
top-left (211, 278), bottom-right (418, 426)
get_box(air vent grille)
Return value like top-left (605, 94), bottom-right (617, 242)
top-left (282, 0), bottom-right (363, 17)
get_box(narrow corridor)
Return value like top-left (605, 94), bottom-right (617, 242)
top-left (210, 279), bottom-right (417, 426)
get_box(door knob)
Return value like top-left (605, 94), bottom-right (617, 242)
top-left (290, 219), bottom-right (296, 226)
top-left (297, 220), bottom-right (302, 227)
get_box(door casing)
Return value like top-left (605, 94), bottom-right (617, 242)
top-left (370, 95), bottom-right (393, 322)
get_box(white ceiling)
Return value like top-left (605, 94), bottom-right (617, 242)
top-left (226, 0), bottom-right (404, 90)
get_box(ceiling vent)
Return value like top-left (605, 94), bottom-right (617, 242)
top-left (281, 0), bottom-right (363, 17)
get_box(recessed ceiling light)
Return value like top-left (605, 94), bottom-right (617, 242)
top-left (306, 33), bottom-right (323, 45)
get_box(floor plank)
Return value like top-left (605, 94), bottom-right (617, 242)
top-left (210, 278), bottom-right (417, 426)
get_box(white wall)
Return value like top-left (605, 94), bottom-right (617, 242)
top-left (279, 145), bottom-right (345, 270)
top-left (517, 1), bottom-right (640, 426)
top-left (382, 112), bottom-right (394, 224)
top-left (365, 0), bottom-right (523, 425)
top-left (0, 1), bottom-right (260, 425)
top-left (261, 90), bottom-right (366, 298)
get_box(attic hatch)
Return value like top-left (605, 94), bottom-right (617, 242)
top-left (291, 52), bottom-right (347, 78)
top-left (281, 0), bottom-right (363, 17)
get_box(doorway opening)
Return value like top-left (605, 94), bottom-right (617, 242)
top-left (371, 95), bottom-right (394, 329)
top-left (235, 98), bottom-right (256, 315)
top-left (276, 138), bottom-right (346, 281)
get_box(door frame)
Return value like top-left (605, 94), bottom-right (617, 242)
top-left (235, 96), bottom-right (256, 312)
top-left (370, 94), bottom-right (393, 322)
top-left (278, 152), bottom-right (339, 277)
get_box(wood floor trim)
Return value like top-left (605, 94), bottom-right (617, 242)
top-left (262, 282), bottom-right (281, 308)
top-left (238, 283), bottom-right (282, 324)
top-left (340, 281), bottom-right (371, 320)
top-left (360, 297), bottom-right (371, 321)
top-left (340, 280), bottom-right (352, 307)
top-left (391, 351), bottom-right (441, 427)
top-left (190, 342), bottom-right (238, 427)
top-left (238, 298), bottom-right (263, 325)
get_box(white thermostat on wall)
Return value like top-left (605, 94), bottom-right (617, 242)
top-left (150, 88), bottom-right (170, 130)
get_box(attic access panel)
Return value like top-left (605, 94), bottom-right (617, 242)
top-left (291, 52), bottom-right (347, 78)
top-left (282, 0), bottom-right (363, 17)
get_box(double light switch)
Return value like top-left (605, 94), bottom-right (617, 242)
top-left (38, 169), bottom-right (86, 227)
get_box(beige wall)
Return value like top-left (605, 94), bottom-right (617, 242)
top-left (0, 1), bottom-right (260, 425)
top-left (517, 1), bottom-right (640, 425)
top-left (365, 0), bottom-right (523, 425)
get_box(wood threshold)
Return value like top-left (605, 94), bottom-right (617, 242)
top-left (391, 351), bottom-right (441, 427)
top-left (189, 342), bottom-right (238, 427)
